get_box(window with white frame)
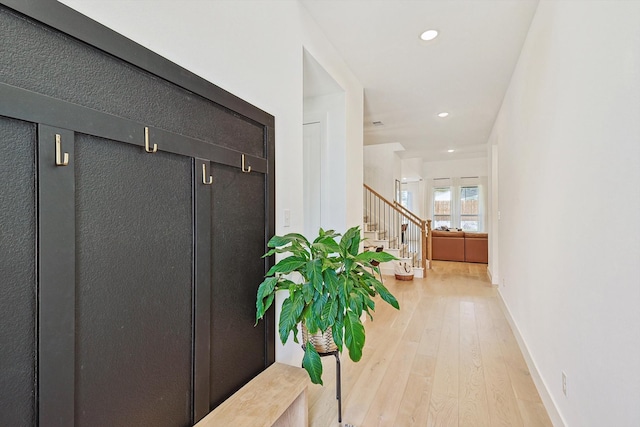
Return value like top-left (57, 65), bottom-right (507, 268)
top-left (433, 187), bottom-right (452, 228)
top-left (400, 190), bottom-right (412, 211)
top-left (459, 186), bottom-right (479, 231)
top-left (430, 179), bottom-right (485, 231)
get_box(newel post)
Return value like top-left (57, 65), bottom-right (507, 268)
top-left (426, 219), bottom-right (432, 269)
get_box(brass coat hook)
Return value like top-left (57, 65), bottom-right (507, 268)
top-left (241, 154), bottom-right (251, 173)
top-left (144, 127), bottom-right (157, 153)
top-left (202, 163), bottom-right (213, 185)
top-left (55, 133), bottom-right (69, 166)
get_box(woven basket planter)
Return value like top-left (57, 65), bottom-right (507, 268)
top-left (302, 324), bottom-right (338, 354)
top-left (394, 258), bottom-right (414, 281)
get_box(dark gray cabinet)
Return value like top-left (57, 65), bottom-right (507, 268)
top-left (0, 117), bottom-right (38, 426)
top-left (0, 2), bottom-right (275, 426)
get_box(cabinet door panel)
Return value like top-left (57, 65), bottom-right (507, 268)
top-left (0, 116), bottom-right (36, 427)
top-left (210, 164), bottom-right (267, 408)
top-left (74, 134), bottom-right (193, 427)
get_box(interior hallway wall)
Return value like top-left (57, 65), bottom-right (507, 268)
top-left (489, 1), bottom-right (640, 426)
top-left (363, 143), bottom-right (404, 201)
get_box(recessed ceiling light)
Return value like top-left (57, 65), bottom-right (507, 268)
top-left (438, 112), bottom-right (449, 118)
top-left (420, 29), bottom-right (438, 41)
top-left (447, 149), bottom-right (455, 153)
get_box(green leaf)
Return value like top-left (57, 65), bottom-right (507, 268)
top-left (278, 298), bottom-right (297, 344)
top-left (340, 226), bottom-right (361, 256)
top-left (255, 277), bottom-right (278, 322)
top-left (267, 233), bottom-right (310, 249)
top-left (277, 278), bottom-right (298, 290)
top-left (321, 296), bottom-right (339, 327)
top-left (278, 291), bottom-right (305, 345)
top-left (349, 290), bottom-right (364, 316)
top-left (307, 258), bottom-right (323, 294)
top-left (323, 269), bottom-right (339, 295)
top-left (265, 256), bottom-right (306, 276)
top-left (263, 293), bottom-right (275, 316)
top-left (314, 229), bottom-right (340, 242)
top-left (355, 251), bottom-right (397, 264)
top-left (344, 310), bottom-right (365, 362)
top-left (312, 293), bottom-right (328, 318)
top-left (343, 258), bottom-right (354, 275)
top-left (292, 290), bottom-right (306, 317)
top-left (363, 294), bottom-right (375, 320)
top-left (312, 237), bottom-right (341, 254)
top-left (373, 280), bottom-right (400, 310)
top-left (360, 278), bottom-right (377, 297)
top-left (262, 244), bottom-right (308, 259)
top-left (304, 309), bottom-right (320, 333)
top-left (262, 247), bottom-right (278, 258)
top-left (355, 285), bottom-right (373, 302)
top-left (339, 274), bottom-right (349, 307)
top-left (348, 234), bottom-right (361, 257)
top-left (302, 342), bottom-right (323, 385)
top-left (332, 314), bottom-right (344, 351)
top-left (302, 281), bottom-right (314, 304)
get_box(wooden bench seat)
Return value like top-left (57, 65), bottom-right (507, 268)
top-left (194, 363), bottom-right (310, 427)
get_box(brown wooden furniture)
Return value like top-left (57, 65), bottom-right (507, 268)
top-left (432, 230), bottom-right (466, 262)
top-left (194, 363), bottom-right (310, 427)
top-left (431, 230), bottom-right (488, 263)
top-left (464, 232), bottom-right (489, 263)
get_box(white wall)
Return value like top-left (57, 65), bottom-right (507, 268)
top-left (490, 1), bottom-right (640, 426)
top-left (487, 144), bottom-right (499, 284)
top-left (423, 157), bottom-right (488, 179)
top-left (304, 92), bottom-right (347, 233)
top-left (58, 0), bottom-right (364, 367)
top-left (298, 10), bottom-right (364, 230)
top-left (401, 158), bottom-right (424, 181)
top-left (363, 143), bottom-right (404, 201)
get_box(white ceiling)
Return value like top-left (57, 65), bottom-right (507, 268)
top-left (300, 0), bottom-right (539, 161)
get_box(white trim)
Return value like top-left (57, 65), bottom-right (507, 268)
top-left (496, 291), bottom-right (566, 427)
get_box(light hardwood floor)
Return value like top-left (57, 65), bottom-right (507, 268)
top-left (308, 261), bottom-right (553, 427)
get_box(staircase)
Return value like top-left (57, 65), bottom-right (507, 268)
top-left (363, 184), bottom-right (432, 277)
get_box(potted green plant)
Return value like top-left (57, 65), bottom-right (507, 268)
top-left (255, 226), bottom-right (400, 384)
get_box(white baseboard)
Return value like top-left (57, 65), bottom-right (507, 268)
top-left (487, 266), bottom-right (493, 282)
top-left (496, 291), bottom-right (566, 427)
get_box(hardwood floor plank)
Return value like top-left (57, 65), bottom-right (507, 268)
top-left (361, 340), bottom-right (419, 426)
top-left (474, 297), bottom-right (524, 427)
top-left (395, 355), bottom-right (435, 426)
top-left (395, 296), bottom-right (444, 426)
top-left (307, 261), bottom-right (552, 427)
top-left (337, 326), bottom-right (406, 425)
top-left (517, 398), bottom-right (554, 427)
top-left (417, 296), bottom-right (446, 357)
top-left (458, 301), bottom-right (491, 427)
top-left (426, 297), bottom-right (460, 427)
top-left (491, 323), bottom-right (543, 403)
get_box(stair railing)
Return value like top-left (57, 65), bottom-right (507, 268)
top-left (394, 201), bottom-right (432, 269)
top-left (363, 184), bottom-right (431, 270)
